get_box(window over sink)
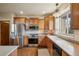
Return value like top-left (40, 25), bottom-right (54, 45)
top-left (55, 11), bottom-right (74, 36)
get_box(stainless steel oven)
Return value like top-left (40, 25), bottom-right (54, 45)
top-left (28, 34), bottom-right (38, 44)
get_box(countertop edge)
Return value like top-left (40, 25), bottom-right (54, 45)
top-left (7, 46), bottom-right (18, 56)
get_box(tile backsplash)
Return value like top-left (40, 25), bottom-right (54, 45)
top-left (74, 30), bottom-right (79, 41)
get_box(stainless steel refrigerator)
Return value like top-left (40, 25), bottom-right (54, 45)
top-left (16, 23), bottom-right (25, 47)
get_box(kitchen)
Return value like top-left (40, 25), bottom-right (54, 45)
top-left (0, 3), bottom-right (79, 56)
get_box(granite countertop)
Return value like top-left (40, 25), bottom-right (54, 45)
top-left (0, 46), bottom-right (18, 56)
top-left (47, 35), bottom-right (79, 56)
top-left (54, 34), bottom-right (79, 44)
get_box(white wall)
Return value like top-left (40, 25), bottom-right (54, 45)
top-left (0, 12), bottom-right (15, 39)
top-left (0, 13), bottom-right (15, 21)
top-left (53, 4), bottom-right (70, 17)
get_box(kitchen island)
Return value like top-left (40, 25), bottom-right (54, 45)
top-left (0, 46), bottom-right (18, 56)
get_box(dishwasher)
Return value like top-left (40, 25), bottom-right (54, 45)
top-left (53, 43), bottom-right (62, 56)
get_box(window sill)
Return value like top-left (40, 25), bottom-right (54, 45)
top-left (55, 33), bottom-right (79, 44)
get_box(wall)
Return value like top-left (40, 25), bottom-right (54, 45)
top-left (54, 4), bottom-right (79, 41)
top-left (0, 13), bottom-right (15, 44)
top-left (0, 13), bottom-right (14, 20)
top-left (53, 4), bottom-right (70, 17)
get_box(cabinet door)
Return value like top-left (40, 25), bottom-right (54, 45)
top-left (14, 17), bottom-right (26, 23)
top-left (24, 35), bottom-right (28, 46)
top-left (46, 37), bottom-right (53, 56)
top-left (39, 20), bottom-right (44, 32)
top-left (0, 23), bottom-right (1, 45)
top-left (48, 16), bottom-right (55, 34)
top-left (38, 36), bottom-right (47, 48)
top-left (71, 3), bottom-right (79, 29)
top-left (29, 18), bottom-right (39, 25)
top-left (44, 17), bottom-right (49, 30)
top-left (49, 16), bottom-right (55, 30)
top-left (62, 51), bottom-right (69, 56)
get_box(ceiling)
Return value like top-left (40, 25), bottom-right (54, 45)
top-left (0, 3), bottom-right (64, 16)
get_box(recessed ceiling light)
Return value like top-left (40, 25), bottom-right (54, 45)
top-left (42, 11), bottom-right (45, 14)
top-left (20, 11), bottom-right (24, 14)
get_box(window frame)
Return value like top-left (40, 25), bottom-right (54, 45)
top-left (59, 11), bottom-right (73, 35)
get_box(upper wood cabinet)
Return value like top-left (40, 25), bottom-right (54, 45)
top-left (29, 18), bottom-right (39, 25)
top-left (49, 16), bottom-right (55, 30)
top-left (14, 17), bottom-right (26, 23)
top-left (39, 19), bottom-right (44, 31)
top-left (44, 16), bottom-right (49, 30)
top-left (25, 18), bottom-right (29, 23)
top-left (44, 15), bottom-right (55, 34)
top-left (71, 3), bottom-right (79, 29)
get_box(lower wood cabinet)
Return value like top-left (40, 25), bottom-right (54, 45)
top-left (39, 36), bottom-right (69, 56)
top-left (46, 36), bottom-right (69, 56)
top-left (38, 36), bottom-right (53, 55)
top-left (46, 37), bottom-right (53, 56)
top-left (62, 51), bottom-right (69, 56)
top-left (47, 42), bottom-right (53, 55)
top-left (24, 35), bottom-right (28, 46)
top-left (16, 35), bottom-right (28, 47)
top-left (38, 36), bottom-right (48, 48)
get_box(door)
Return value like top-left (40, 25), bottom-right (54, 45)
top-left (1, 22), bottom-right (9, 45)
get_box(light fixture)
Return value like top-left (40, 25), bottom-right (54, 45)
top-left (20, 11), bottom-right (24, 14)
top-left (56, 3), bottom-right (59, 6)
top-left (42, 11), bottom-right (45, 14)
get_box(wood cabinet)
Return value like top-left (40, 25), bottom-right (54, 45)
top-left (39, 19), bottom-right (44, 32)
top-left (23, 35), bottom-right (28, 46)
top-left (38, 36), bottom-right (53, 55)
top-left (29, 18), bottom-right (39, 25)
top-left (25, 18), bottom-right (29, 23)
top-left (16, 35), bottom-right (28, 47)
top-left (14, 17), bottom-right (26, 23)
top-left (44, 16), bottom-right (49, 30)
top-left (0, 21), bottom-right (10, 45)
top-left (39, 36), bottom-right (69, 56)
top-left (62, 51), bottom-right (69, 56)
top-left (44, 15), bottom-right (55, 34)
top-left (38, 36), bottom-right (47, 48)
top-left (46, 37), bottom-right (53, 55)
top-left (49, 16), bottom-right (55, 30)
top-left (48, 16), bottom-right (55, 34)
top-left (71, 3), bottom-right (79, 29)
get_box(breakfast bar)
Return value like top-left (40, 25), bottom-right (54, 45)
top-left (0, 46), bottom-right (18, 56)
